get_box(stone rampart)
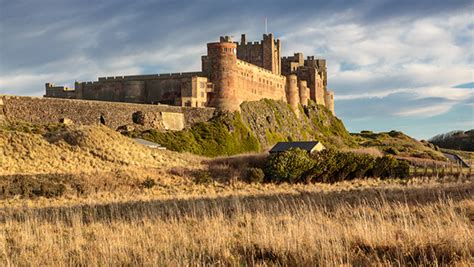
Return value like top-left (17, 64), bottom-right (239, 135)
top-left (1, 96), bottom-right (214, 130)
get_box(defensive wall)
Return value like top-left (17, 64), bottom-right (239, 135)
top-left (44, 33), bottom-right (335, 115)
top-left (72, 71), bottom-right (209, 107)
top-left (0, 95), bottom-right (215, 130)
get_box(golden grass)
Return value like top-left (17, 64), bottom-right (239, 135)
top-left (2, 125), bottom-right (473, 265)
top-left (1, 178), bottom-right (473, 266)
top-left (0, 125), bottom-right (203, 175)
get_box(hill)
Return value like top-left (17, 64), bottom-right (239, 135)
top-left (0, 123), bottom-right (198, 176)
top-left (351, 130), bottom-right (446, 162)
top-left (129, 100), bottom-right (356, 157)
top-left (429, 129), bottom-right (474, 151)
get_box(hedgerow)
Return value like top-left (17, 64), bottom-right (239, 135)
top-left (264, 149), bottom-right (410, 183)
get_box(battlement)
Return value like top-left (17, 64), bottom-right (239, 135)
top-left (219, 35), bottom-right (233, 43)
top-left (96, 72), bottom-right (204, 82)
top-left (44, 32), bottom-right (334, 115)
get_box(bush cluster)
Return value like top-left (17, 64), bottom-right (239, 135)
top-left (264, 148), bottom-right (410, 184)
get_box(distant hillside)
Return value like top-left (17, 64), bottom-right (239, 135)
top-left (131, 99), bottom-right (356, 157)
top-left (352, 130), bottom-right (446, 161)
top-left (429, 129), bottom-right (474, 151)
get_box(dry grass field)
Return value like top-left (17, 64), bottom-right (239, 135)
top-left (1, 125), bottom-right (473, 265)
top-left (1, 178), bottom-right (473, 266)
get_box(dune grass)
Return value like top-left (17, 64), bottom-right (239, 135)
top-left (1, 178), bottom-right (473, 266)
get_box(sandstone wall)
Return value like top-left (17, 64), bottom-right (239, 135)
top-left (1, 96), bottom-right (214, 130)
top-left (76, 72), bottom-right (204, 106)
top-left (235, 59), bottom-right (286, 103)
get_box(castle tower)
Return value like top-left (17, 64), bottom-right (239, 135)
top-left (324, 90), bottom-right (335, 115)
top-left (236, 33), bottom-right (281, 75)
top-left (298, 80), bottom-right (309, 106)
top-left (262, 33), bottom-right (281, 75)
top-left (206, 36), bottom-right (240, 111)
top-left (286, 74), bottom-right (299, 114)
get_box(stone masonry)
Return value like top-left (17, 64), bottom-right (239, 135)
top-left (1, 95), bottom-right (214, 130)
top-left (44, 33), bottom-right (335, 114)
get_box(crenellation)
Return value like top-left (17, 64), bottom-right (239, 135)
top-left (44, 32), bottom-right (335, 115)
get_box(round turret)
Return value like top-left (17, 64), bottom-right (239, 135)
top-left (298, 80), bottom-right (309, 106)
top-left (286, 74), bottom-right (299, 112)
top-left (206, 41), bottom-right (240, 111)
top-left (324, 90), bottom-right (335, 115)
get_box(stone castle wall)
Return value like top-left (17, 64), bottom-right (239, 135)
top-left (43, 33), bottom-right (335, 115)
top-left (235, 59), bottom-right (286, 102)
top-left (71, 72), bottom-right (205, 106)
top-left (1, 96), bottom-right (215, 130)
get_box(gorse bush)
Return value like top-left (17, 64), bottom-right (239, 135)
top-left (264, 148), bottom-right (315, 183)
top-left (264, 149), bottom-right (410, 184)
top-left (141, 177), bottom-right (156, 189)
top-left (245, 167), bottom-right (265, 183)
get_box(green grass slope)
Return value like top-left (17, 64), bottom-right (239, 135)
top-left (352, 130), bottom-right (446, 161)
top-left (240, 99), bottom-right (356, 149)
top-left (129, 112), bottom-right (260, 157)
top-left (133, 99), bottom-right (356, 157)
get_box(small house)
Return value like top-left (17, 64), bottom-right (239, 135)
top-left (269, 141), bottom-right (325, 154)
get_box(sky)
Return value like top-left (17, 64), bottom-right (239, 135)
top-left (0, 0), bottom-right (472, 139)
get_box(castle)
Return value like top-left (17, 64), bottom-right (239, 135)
top-left (45, 33), bottom-right (334, 114)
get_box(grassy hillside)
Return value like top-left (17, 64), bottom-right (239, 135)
top-left (352, 130), bottom-right (446, 161)
top-left (429, 129), bottom-right (474, 151)
top-left (130, 112), bottom-right (260, 157)
top-left (132, 100), bottom-right (356, 157)
top-left (241, 99), bottom-right (356, 149)
top-left (0, 123), bottom-right (197, 175)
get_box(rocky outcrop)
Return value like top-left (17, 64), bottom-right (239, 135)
top-left (240, 99), bottom-right (355, 149)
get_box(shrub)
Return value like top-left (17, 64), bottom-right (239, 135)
top-left (245, 167), bottom-right (265, 183)
top-left (393, 160), bottom-right (410, 178)
top-left (264, 148), bottom-right (315, 183)
top-left (384, 147), bottom-right (400, 155)
top-left (2, 174), bottom-right (67, 198)
top-left (306, 149), bottom-right (375, 183)
top-left (263, 149), bottom-right (411, 184)
top-left (194, 170), bottom-right (213, 184)
top-left (370, 156), bottom-right (399, 178)
top-left (141, 177), bottom-right (156, 189)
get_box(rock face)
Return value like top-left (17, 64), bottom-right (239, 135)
top-left (131, 99), bottom-right (355, 157)
top-left (240, 99), bottom-right (355, 149)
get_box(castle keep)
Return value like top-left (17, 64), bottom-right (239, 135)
top-left (45, 33), bottom-right (334, 114)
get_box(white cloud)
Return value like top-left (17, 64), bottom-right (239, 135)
top-left (394, 103), bottom-right (454, 117)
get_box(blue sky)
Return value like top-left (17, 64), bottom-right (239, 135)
top-left (0, 0), bottom-right (472, 139)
